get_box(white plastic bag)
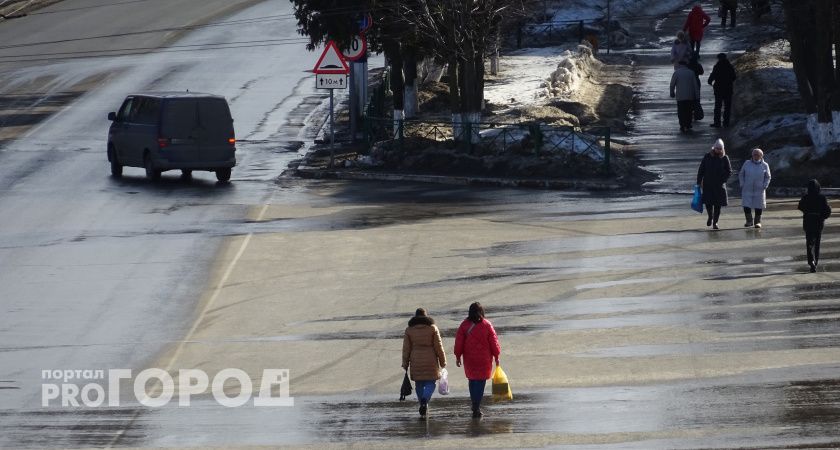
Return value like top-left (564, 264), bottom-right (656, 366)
top-left (438, 368), bottom-right (450, 395)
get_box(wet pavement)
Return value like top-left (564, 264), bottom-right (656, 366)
top-left (2, 1), bottom-right (840, 449)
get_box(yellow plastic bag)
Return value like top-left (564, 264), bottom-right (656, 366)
top-left (491, 365), bottom-right (512, 402)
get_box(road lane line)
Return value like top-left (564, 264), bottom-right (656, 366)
top-left (161, 202), bottom-right (270, 372)
top-left (106, 203), bottom-right (270, 448)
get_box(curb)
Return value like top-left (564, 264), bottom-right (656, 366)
top-left (290, 168), bottom-right (625, 190)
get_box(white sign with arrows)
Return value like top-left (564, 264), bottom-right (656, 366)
top-left (316, 73), bottom-right (347, 90)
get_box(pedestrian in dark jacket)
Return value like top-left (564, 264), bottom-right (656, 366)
top-left (671, 61), bottom-right (699, 133)
top-left (688, 52), bottom-right (704, 122)
top-left (708, 53), bottom-right (737, 127)
top-left (697, 138), bottom-right (732, 229)
top-left (683, 4), bottom-right (711, 53)
top-left (798, 179), bottom-right (832, 273)
top-left (402, 308), bottom-right (447, 419)
top-left (454, 302), bottom-right (500, 419)
top-left (721, 0), bottom-right (737, 27)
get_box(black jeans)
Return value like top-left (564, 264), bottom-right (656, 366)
top-left (677, 100), bottom-right (694, 129)
top-left (713, 92), bottom-right (732, 126)
top-left (721, 7), bottom-right (736, 27)
top-left (706, 203), bottom-right (722, 224)
top-left (689, 39), bottom-right (701, 54)
top-left (806, 229), bottom-right (823, 266)
top-left (744, 207), bottom-right (762, 224)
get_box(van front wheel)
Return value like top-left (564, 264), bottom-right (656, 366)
top-left (215, 168), bottom-right (231, 182)
top-left (144, 154), bottom-right (161, 180)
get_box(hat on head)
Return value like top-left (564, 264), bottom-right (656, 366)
top-left (712, 138), bottom-right (725, 151)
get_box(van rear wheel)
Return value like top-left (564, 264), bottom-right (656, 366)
top-left (180, 170), bottom-right (192, 180)
top-left (109, 147), bottom-right (123, 178)
top-left (144, 154), bottom-right (161, 180)
top-left (215, 168), bottom-right (231, 182)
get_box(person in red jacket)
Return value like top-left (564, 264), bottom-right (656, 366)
top-left (454, 302), bottom-right (501, 418)
top-left (683, 4), bottom-right (711, 54)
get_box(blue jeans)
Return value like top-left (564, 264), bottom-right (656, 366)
top-left (468, 379), bottom-right (486, 407)
top-left (415, 380), bottom-right (436, 405)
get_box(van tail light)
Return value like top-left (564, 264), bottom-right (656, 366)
top-left (228, 137), bottom-right (236, 145)
top-left (157, 138), bottom-right (170, 148)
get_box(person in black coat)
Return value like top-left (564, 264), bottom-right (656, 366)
top-left (721, 0), bottom-right (737, 27)
top-left (708, 53), bottom-right (737, 127)
top-left (798, 179), bottom-right (832, 272)
top-left (697, 138), bottom-right (732, 229)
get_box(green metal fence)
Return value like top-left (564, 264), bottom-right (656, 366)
top-left (363, 116), bottom-right (610, 171)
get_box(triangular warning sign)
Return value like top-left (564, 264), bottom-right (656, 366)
top-left (313, 41), bottom-right (350, 74)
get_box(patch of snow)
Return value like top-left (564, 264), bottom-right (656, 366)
top-left (483, 45), bottom-right (574, 111)
top-left (807, 112), bottom-right (840, 155)
top-left (763, 145), bottom-right (811, 171)
top-left (735, 114), bottom-right (809, 144)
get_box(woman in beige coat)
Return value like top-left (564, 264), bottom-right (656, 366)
top-left (402, 308), bottom-right (446, 419)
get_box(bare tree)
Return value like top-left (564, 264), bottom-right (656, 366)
top-left (398, 0), bottom-right (526, 138)
top-left (782, 0), bottom-right (840, 150)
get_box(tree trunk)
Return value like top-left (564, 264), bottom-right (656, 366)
top-left (403, 48), bottom-right (419, 119)
top-left (383, 39), bottom-right (405, 134)
top-left (783, 0), bottom-right (818, 114)
top-left (814, 0), bottom-right (835, 122)
top-left (446, 59), bottom-right (462, 141)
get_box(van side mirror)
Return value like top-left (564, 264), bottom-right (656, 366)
top-left (108, 112), bottom-right (117, 121)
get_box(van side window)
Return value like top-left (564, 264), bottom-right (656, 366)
top-left (134, 98), bottom-right (160, 125)
top-left (117, 98), bottom-right (134, 122)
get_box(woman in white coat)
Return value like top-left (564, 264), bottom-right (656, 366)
top-left (739, 148), bottom-right (771, 228)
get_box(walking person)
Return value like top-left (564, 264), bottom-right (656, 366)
top-left (720, 0), bottom-right (737, 28)
top-left (454, 302), bottom-right (501, 419)
top-left (798, 179), bottom-right (832, 273)
top-left (670, 30), bottom-right (691, 69)
top-left (402, 308), bottom-right (447, 419)
top-left (683, 4), bottom-right (711, 53)
top-left (671, 60), bottom-right (699, 133)
top-left (697, 138), bottom-right (732, 229)
top-left (708, 53), bottom-right (737, 128)
top-left (739, 148), bottom-right (771, 228)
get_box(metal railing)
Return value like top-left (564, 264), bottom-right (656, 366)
top-left (363, 117), bottom-right (611, 171)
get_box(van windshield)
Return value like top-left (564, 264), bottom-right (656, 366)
top-left (198, 98), bottom-right (233, 138)
top-left (161, 99), bottom-right (198, 138)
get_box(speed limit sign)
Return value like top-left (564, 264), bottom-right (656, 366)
top-left (342, 34), bottom-right (367, 61)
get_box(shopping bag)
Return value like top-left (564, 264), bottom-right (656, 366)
top-left (491, 365), bottom-right (512, 402)
top-left (691, 184), bottom-right (704, 213)
top-left (399, 370), bottom-right (412, 401)
top-left (693, 100), bottom-right (704, 121)
top-left (438, 368), bottom-right (450, 395)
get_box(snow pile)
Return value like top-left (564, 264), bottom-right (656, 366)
top-left (483, 46), bottom-right (574, 111)
top-left (544, 44), bottom-right (598, 98)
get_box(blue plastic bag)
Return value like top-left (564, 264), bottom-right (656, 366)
top-left (691, 185), bottom-right (703, 213)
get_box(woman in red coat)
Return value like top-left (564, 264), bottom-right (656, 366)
top-left (454, 302), bottom-right (501, 418)
top-left (683, 4), bottom-right (710, 54)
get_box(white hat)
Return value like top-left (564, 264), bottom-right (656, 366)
top-left (712, 138), bottom-right (725, 150)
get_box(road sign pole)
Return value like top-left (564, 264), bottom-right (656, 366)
top-left (329, 89), bottom-right (335, 168)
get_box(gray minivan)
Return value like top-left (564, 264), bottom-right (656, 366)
top-left (107, 92), bottom-right (236, 182)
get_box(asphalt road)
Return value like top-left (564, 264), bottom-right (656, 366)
top-left (0, 0), bottom-right (330, 442)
